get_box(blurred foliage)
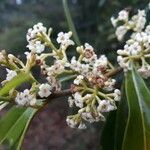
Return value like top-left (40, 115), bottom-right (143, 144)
top-left (0, 0), bottom-right (149, 57)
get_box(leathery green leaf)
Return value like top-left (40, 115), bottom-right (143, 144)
top-left (114, 81), bottom-right (128, 150)
top-left (100, 81), bottom-right (128, 150)
top-left (0, 72), bottom-right (31, 97)
top-left (0, 106), bottom-right (37, 150)
top-left (100, 110), bottom-right (117, 150)
top-left (123, 67), bottom-right (150, 150)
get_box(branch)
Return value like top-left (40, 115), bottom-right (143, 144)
top-left (47, 89), bottom-right (72, 99)
top-left (105, 67), bottom-right (122, 78)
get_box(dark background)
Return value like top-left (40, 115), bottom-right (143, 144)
top-left (0, 0), bottom-right (149, 149)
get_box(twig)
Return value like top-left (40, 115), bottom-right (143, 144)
top-left (47, 89), bottom-right (72, 100)
top-left (33, 89), bottom-right (72, 110)
top-left (105, 67), bottom-right (122, 77)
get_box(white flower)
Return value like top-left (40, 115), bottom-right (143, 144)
top-left (56, 31), bottom-right (74, 47)
top-left (24, 52), bottom-right (32, 60)
top-left (132, 10), bottom-right (146, 31)
top-left (129, 42), bottom-right (142, 55)
top-left (6, 69), bottom-right (17, 81)
top-left (81, 111), bottom-right (105, 123)
top-left (117, 38), bottom-right (143, 71)
top-left (73, 92), bottom-right (83, 108)
top-left (117, 56), bottom-right (130, 72)
top-left (0, 52), bottom-right (5, 62)
top-left (97, 100), bottom-right (116, 112)
top-left (93, 55), bottom-right (108, 75)
top-left (26, 22), bottom-right (47, 42)
top-left (111, 17), bottom-right (118, 27)
top-left (117, 49), bottom-right (129, 55)
top-left (82, 43), bottom-right (97, 63)
top-left (104, 79), bottom-right (116, 91)
top-left (81, 64), bottom-right (90, 74)
top-left (78, 122), bottom-right (86, 129)
top-left (38, 83), bottom-right (52, 98)
top-left (46, 75), bottom-right (61, 91)
top-left (145, 25), bottom-right (150, 35)
top-left (114, 89), bottom-right (121, 101)
top-left (118, 10), bottom-right (129, 21)
top-left (15, 89), bottom-right (36, 106)
top-left (115, 25), bottom-right (127, 41)
top-left (66, 116), bottom-right (77, 128)
top-left (74, 75), bottom-right (84, 85)
top-left (81, 112), bottom-right (96, 123)
top-left (69, 57), bottom-right (82, 72)
top-left (46, 60), bottom-right (65, 76)
top-left (27, 41), bottom-right (45, 53)
top-left (138, 66), bottom-right (150, 79)
top-left (68, 96), bottom-right (74, 107)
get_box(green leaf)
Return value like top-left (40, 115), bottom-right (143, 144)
top-left (100, 82), bottom-right (128, 150)
top-left (101, 66), bottom-right (150, 150)
top-left (100, 111), bottom-right (117, 150)
top-left (0, 106), bottom-right (37, 150)
top-left (114, 82), bottom-right (128, 150)
top-left (122, 67), bottom-right (150, 150)
top-left (62, 0), bottom-right (81, 45)
top-left (0, 72), bottom-right (31, 97)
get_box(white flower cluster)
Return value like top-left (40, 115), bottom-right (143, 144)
top-left (15, 83), bottom-right (52, 106)
top-left (111, 9), bottom-right (146, 41)
top-left (26, 22), bottom-right (46, 54)
top-left (0, 23), bottom-right (121, 129)
top-left (56, 31), bottom-right (74, 48)
top-left (66, 88), bottom-right (121, 129)
top-left (66, 43), bottom-right (121, 129)
top-left (15, 89), bottom-right (36, 106)
top-left (114, 9), bottom-right (150, 77)
top-left (38, 83), bottom-right (52, 98)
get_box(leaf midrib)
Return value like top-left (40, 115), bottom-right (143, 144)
top-left (122, 71), bottom-right (146, 150)
top-left (132, 70), bottom-right (147, 150)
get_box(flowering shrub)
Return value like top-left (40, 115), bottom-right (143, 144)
top-left (0, 3), bottom-right (150, 150)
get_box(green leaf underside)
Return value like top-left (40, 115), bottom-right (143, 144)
top-left (123, 67), bottom-right (150, 150)
top-left (114, 81), bottom-right (128, 150)
top-left (101, 66), bottom-right (150, 150)
top-left (100, 111), bottom-right (117, 150)
top-left (0, 72), bottom-right (31, 97)
top-left (0, 106), bottom-right (37, 150)
top-left (101, 82), bottom-right (128, 150)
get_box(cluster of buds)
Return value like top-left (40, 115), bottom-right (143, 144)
top-left (0, 22), bottom-right (121, 129)
top-left (111, 8), bottom-right (150, 78)
top-left (111, 9), bottom-right (146, 41)
top-left (66, 44), bottom-right (121, 129)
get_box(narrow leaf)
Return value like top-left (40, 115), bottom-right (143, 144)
top-left (122, 67), bottom-right (150, 150)
top-left (0, 72), bottom-right (31, 97)
top-left (62, 0), bottom-right (81, 45)
top-left (100, 111), bottom-right (117, 150)
top-left (114, 81), bottom-right (128, 150)
top-left (0, 106), bottom-right (37, 150)
top-left (100, 82), bottom-right (128, 150)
